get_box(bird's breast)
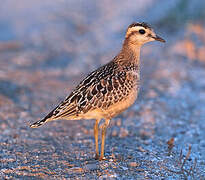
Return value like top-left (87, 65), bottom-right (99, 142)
top-left (104, 86), bottom-right (139, 118)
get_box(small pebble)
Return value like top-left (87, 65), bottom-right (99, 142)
top-left (129, 162), bottom-right (139, 167)
top-left (112, 129), bottom-right (118, 136)
top-left (119, 128), bottom-right (129, 138)
top-left (83, 163), bottom-right (99, 171)
top-left (121, 166), bottom-right (128, 170)
top-left (116, 119), bottom-right (122, 126)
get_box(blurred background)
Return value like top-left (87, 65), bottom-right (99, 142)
top-left (0, 0), bottom-right (205, 179)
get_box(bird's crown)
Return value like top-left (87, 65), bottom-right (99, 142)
top-left (128, 22), bottom-right (152, 30)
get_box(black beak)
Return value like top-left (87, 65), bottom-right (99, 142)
top-left (153, 35), bottom-right (165, 43)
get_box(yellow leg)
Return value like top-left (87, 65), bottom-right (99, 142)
top-left (94, 119), bottom-right (100, 159)
top-left (99, 119), bottom-right (110, 160)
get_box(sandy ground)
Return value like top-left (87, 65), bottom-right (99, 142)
top-left (0, 0), bottom-right (205, 179)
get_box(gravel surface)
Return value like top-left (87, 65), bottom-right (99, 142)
top-left (0, 0), bottom-right (205, 179)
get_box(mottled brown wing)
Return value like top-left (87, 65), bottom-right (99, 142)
top-left (45, 60), bottom-right (138, 120)
top-left (46, 61), bottom-right (118, 119)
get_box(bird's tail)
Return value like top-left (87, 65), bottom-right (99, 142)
top-left (30, 108), bottom-right (56, 128)
top-left (30, 118), bottom-right (48, 128)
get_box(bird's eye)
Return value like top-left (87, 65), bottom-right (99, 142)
top-left (139, 29), bottom-right (145, 34)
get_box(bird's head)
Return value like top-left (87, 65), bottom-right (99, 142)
top-left (125, 22), bottom-right (165, 46)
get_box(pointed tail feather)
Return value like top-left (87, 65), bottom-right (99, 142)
top-left (30, 106), bottom-right (58, 128)
top-left (30, 118), bottom-right (47, 128)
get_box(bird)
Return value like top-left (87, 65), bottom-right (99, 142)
top-left (30, 22), bottom-right (165, 160)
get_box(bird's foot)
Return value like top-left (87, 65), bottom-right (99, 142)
top-left (99, 156), bottom-right (106, 161)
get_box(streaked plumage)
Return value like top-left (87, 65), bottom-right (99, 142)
top-left (30, 22), bottom-right (165, 160)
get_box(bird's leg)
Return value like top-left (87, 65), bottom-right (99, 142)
top-left (94, 119), bottom-right (100, 159)
top-left (99, 119), bottom-right (110, 160)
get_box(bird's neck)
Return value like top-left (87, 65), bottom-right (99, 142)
top-left (120, 39), bottom-right (142, 65)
